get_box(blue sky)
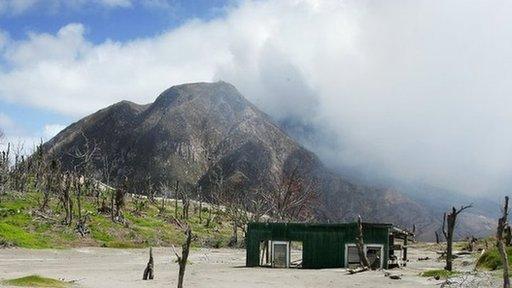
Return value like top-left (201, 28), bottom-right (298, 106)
top-left (0, 0), bottom-right (231, 143)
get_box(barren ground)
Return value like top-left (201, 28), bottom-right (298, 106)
top-left (0, 245), bottom-right (499, 287)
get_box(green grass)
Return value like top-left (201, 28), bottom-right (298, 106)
top-left (3, 275), bottom-right (68, 287)
top-left (420, 269), bottom-right (460, 278)
top-left (0, 191), bottom-right (235, 249)
top-left (476, 247), bottom-right (512, 270)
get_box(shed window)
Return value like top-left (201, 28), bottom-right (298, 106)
top-left (366, 245), bottom-right (383, 269)
top-left (346, 244), bottom-right (360, 268)
top-left (345, 244), bottom-right (384, 269)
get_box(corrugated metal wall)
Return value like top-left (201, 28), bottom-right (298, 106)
top-left (246, 222), bottom-right (391, 269)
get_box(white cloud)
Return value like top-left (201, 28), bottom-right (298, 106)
top-left (43, 124), bottom-right (66, 139)
top-left (1, 0), bottom-right (512, 195)
top-left (0, 112), bottom-right (14, 130)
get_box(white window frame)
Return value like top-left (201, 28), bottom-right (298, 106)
top-left (271, 241), bottom-right (290, 268)
top-left (364, 244), bottom-right (384, 269)
top-left (344, 243), bottom-right (384, 269)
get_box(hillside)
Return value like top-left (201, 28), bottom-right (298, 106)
top-left (41, 81), bottom-right (490, 239)
top-left (0, 191), bottom-right (233, 249)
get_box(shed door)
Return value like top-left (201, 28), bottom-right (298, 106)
top-left (272, 241), bottom-right (290, 268)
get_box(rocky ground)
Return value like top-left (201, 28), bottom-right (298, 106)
top-left (0, 244), bottom-right (500, 288)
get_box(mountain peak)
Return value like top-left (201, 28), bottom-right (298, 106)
top-left (152, 81), bottom-right (242, 108)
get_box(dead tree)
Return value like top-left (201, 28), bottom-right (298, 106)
top-left (60, 172), bottom-right (73, 225)
top-left (180, 186), bottom-right (190, 220)
top-left (142, 247), bottom-right (154, 280)
top-left (356, 215), bottom-right (371, 269)
top-left (174, 180), bottom-right (179, 219)
top-left (0, 142), bottom-right (10, 196)
top-left (263, 166), bottom-right (318, 222)
top-left (172, 225), bottom-right (192, 288)
top-left (197, 186), bottom-right (203, 223)
top-left (40, 159), bottom-right (58, 211)
top-left (442, 204), bottom-right (472, 271)
top-left (497, 196), bottom-right (510, 288)
top-left (219, 186), bottom-right (269, 246)
top-left (114, 179), bottom-right (126, 221)
top-left (73, 174), bottom-right (89, 236)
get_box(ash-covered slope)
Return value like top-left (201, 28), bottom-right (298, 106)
top-left (44, 81), bottom-right (436, 237)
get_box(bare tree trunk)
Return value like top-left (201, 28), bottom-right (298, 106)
top-left (175, 180), bottom-right (179, 219)
top-left (111, 190), bottom-right (115, 221)
top-left (435, 231), bottom-right (440, 244)
top-left (173, 226), bottom-right (192, 288)
top-left (356, 215), bottom-right (370, 268)
top-left (497, 196), bottom-right (510, 288)
top-left (442, 204), bottom-right (472, 271)
top-left (198, 187), bottom-right (203, 223)
top-left (142, 247), bottom-right (154, 280)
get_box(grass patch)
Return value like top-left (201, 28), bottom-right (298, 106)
top-left (0, 191), bottom-right (237, 249)
top-left (476, 247), bottom-right (512, 270)
top-left (420, 269), bottom-right (460, 278)
top-left (3, 275), bottom-right (68, 287)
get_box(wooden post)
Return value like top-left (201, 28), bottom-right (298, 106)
top-left (435, 231), bottom-right (440, 244)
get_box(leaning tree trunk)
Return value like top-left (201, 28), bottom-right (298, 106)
top-left (356, 215), bottom-right (370, 268)
top-left (497, 196), bottom-right (510, 288)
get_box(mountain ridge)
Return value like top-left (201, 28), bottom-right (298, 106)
top-left (42, 81), bottom-right (492, 240)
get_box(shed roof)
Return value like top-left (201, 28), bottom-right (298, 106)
top-left (248, 222), bottom-right (394, 230)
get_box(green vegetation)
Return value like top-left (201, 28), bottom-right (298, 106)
top-left (2, 275), bottom-right (68, 287)
top-left (420, 269), bottom-right (460, 278)
top-left (0, 191), bottom-right (235, 249)
top-left (476, 246), bottom-right (512, 270)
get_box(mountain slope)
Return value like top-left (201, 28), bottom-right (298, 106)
top-left (44, 81), bottom-right (439, 238)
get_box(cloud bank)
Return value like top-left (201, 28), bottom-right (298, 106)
top-left (1, 0), bottom-right (512, 195)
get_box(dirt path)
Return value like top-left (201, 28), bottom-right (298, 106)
top-left (0, 246), bottom-right (497, 287)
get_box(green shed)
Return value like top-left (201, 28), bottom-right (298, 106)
top-left (246, 222), bottom-right (410, 269)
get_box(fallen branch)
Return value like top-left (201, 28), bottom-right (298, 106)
top-left (348, 267), bottom-right (368, 274)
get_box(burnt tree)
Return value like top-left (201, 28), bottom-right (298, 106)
top-left (442, 204), bottom-right (472, 271)
top-left (172, 225), bottom-right (192, 288)
top-left (142, 247), bottom-right (154, 280)
top-left (356, 215), bottom-right (371, 269)
top-left (263, 166), bottom-right (318, 222)
top-left (497, 196), bottom-right (510, 288)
